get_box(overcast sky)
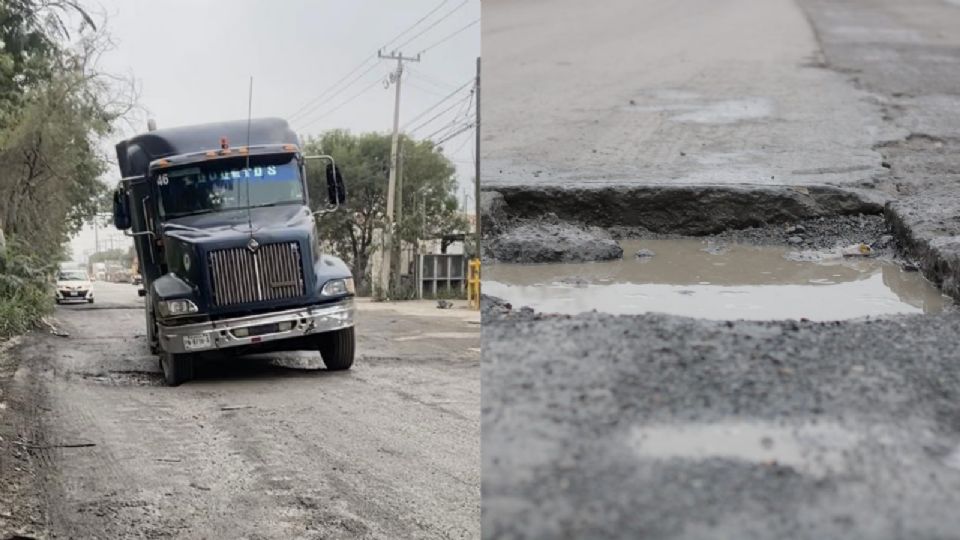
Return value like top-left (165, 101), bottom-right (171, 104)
top-left (71, 0), bottom-right (480, 262)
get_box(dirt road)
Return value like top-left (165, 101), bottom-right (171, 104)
top-left (1, 282), bottom-right (480, 539)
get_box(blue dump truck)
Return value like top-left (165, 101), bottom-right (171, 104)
top-left (111, 118), bottom-right (355, 385)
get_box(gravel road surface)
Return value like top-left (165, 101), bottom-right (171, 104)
top-left (1, 283), bottom-right (480, 539)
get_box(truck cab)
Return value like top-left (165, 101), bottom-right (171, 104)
top-left (111, 118), bottom-right (355, 385)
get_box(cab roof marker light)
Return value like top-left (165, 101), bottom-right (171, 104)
top-left (283, 144), bottom-right (298, 152)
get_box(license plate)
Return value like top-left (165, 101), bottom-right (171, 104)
top-left (183, 334), bottom-right (212, 351)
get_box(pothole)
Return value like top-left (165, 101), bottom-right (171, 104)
top-left (484, 239), bottom-right (951, 320)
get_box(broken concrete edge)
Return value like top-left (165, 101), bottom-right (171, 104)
top-left (481, 183), bottom-right (889, 236)
top-left (885, 203), bottom-right (960, 302)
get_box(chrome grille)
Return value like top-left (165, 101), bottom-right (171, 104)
top-left (208, 241), bottom-right (305, 307)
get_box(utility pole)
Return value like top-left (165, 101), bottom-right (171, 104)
top-left (394, 140), bottom-right (404, 293)
top-left (93, 213), bottom-right (100, 255)
top-left (378, 49), bottom-right (420, 299)
top-left (474, 57), bottom-right (481, 261)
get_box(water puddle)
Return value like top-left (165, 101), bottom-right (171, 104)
top-left (628, 421), bottom-right (865, 476)
top-left (484, 239), bottom-right (951, 320)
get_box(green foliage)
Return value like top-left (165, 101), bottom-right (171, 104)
top-left (0, 237), bottom-right (54, 338)
top-left (303, 131), bottom-right (467, 294)
top-left (0, 0), bottom-right (127, 338)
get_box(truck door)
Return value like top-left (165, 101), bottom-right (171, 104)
top-left (126, 176), bottom-right (163, 283)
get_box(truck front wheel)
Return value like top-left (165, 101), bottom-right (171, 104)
top-left (318, 327), bottom-right (355, 371)
top-left (160, 351), bottom-right (194, 386)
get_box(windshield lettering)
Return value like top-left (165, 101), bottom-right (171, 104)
top-left (156, 159), bottom-right (303, 218)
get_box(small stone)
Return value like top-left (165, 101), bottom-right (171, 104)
top-left (635, 248), bottom-right (656, 258)
top-left (788, 236), bottom-right (804, 245)
top-left (786, 225), bottom-right (806, 234)
top-left (902, 262), bottom-right (920, 272)
top-left (873, 234), bottom-right (894, 249)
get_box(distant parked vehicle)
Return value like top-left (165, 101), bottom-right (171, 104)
top-left (132, 273), bottom-right (143, 285)
top-left (56, 269), bottom-right (94, 304)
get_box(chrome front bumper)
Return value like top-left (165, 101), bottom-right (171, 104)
top-left (158, 299), bottom-right (354, 354)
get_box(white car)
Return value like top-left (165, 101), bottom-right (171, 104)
top-left (56, 270), bottom-right (94, 304)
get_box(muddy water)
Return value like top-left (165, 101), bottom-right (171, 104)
top-left (484, 239), bottom-right (950, 320)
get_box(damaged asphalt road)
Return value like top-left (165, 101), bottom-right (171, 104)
top-left (483, 299), bottom-right (960, 539)
top-left (482, 0), bottom-right (960, 538)
top-left (0, 283), bottom-right (480, 539)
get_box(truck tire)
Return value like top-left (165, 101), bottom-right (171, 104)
top-left (146, 308), bottom-right (159, 355)
top-left (318, 327), bottom-right (355, 371)
top-left (160, 351), bottom-right (194, 386)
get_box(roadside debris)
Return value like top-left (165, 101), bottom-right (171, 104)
top-left (701, 242), bottom-right (728, 255)
top-left (437, 300), bottom-right (454, 309)
top-left (14, 441), bottom-right (95, 450)
top-left (635, 248), bottom-right (656, 258)
top-left (40, 317), bottom-right (68, 338)
top-left (219, 405), bottom-right (252, 411)
top-left (902, 261), bottom-right (920, 272)
top-left (841, 243), bottom-right (874, 257)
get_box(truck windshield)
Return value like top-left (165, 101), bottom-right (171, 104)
top-left (156, 156), bottom-right (304, 218)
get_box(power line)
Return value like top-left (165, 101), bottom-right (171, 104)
top-left (287, 56), bottom-right (377, 121)
top-left (290, 61), bottom-right (382, 123)
top-left (434, 119), bottom-right (473, 144)
top-left (392, 0), bottom-right (470, 52)
top-left (296, 77), bottom-right (384, 131)
top-left (406, 66), bottom-right (457, 91)
top-left (417, 18), bottom-right (479, 55)
top-left (381, 0), bottom-right (452, 52)
top-left (425, 119), bottom-right (474, 143)
top-left (286, 0), bottom-right (453, 120)
top-left (407, 92), bottom-right (473, 135)
top-left (402, 78), bottom-right (474, 130)
top-left (404, 77), bottom-right (447, 97)
top-left (445, 124), bottom-right (475, 154)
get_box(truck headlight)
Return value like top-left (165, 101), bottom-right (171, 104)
top-left (321, 278), bottom-right (355, 296)
top-left (157, 298), bottom-right (199, 317)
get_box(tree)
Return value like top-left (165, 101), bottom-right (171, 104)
top-left (304, 131), bottom-right (466, 295)
top-left (0, 1), bottom-right (135, 336)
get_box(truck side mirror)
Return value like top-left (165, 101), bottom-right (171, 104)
top-left (112, 189), bottom-right (131, 230)
top-left (325, 164), bottom-right (346, 205)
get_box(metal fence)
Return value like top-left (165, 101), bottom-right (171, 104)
top-left (418, 254), bottom-right (466, 299)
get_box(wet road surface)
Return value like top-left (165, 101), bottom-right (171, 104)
top-left (1, 283), bottom-right (480, 539)
top-left (484, 239), bottom-right (951, 320)
top-left (481, 0), bottom-right (960, 537)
